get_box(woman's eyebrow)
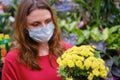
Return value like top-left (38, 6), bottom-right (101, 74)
top-left (45, 18), bottom-right (52, 21)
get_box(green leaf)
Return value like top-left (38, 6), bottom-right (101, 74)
top-left (83, 30), bottom-right (90, 40)
top-left (90, 27), bottom-right (101, 41)
top-left (76, 36), bottom-right (85, 45)
top-left (94, 0), bottom-right (101, 26)
top-left (58, 66), bottom-right (68, 77)
top-left (102, 28), bottom-right (109, 40)
top-left (107, 34), bottom-right (119, 45)
top-left (94, 51), bottom-right (101, 58)
top-left (109, 25), bottom-right (120, 34)
top-left (61, 26), bottom-right (69, 33)
top-left (72, 29), bottom-right (85, 45)
top-left (90, 32), bottom-right (100, 41)
top-left (69, 21), bottom-right (78, 31)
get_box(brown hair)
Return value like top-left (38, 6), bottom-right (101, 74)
top-left (14, 0), bottom-right (65, 70)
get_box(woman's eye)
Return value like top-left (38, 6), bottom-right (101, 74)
top-left (32, 22), bottom-right (40, 26)
top-left (45, 19), bottom-right (52, 24)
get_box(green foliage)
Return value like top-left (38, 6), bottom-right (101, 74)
top-left (59, 16), bottom-right (120, 50)
top-left (0, 0), bottom-right (20, 35)
top-left (10, 0), bottom-right (19, 13)
top-left (106, 26), bottom-right (120, 50)
top-left (58, 0), bottom-right (120, 50)
top-left (89, 25), bottom-right (120, 50)
top-left (0, 13), bottom-right (11, 34)
top-left (57, 66), bottom-right (68, 78)
top-left (58, 12), bottom-right (80, 33)
top-left (74, 0), bottom-right (120, 27)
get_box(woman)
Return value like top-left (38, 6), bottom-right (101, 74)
top-left (2, 0), bottom-right (71, 80)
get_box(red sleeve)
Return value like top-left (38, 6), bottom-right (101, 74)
top-left (2, 59), bottom-right (17, 80)
top-left (2, 49), bottom-right (19, 80)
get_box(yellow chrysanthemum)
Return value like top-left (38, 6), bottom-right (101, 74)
top-left (67, 60), bottom-right (75, 67)
top-left (97, 58), bottom-right (105, 64)
top-left (92, 69), bottom-right (100, 77)
top-left (57, 45), bottom-right (109, 80)
top-left (91, 60), bottom-right (100, 69)
top-left (75, 60), bottom-right (84, 70)
top-left (88, 73), bottom-right (94, 80)
top-left (99, 70), bottom-right (108, 78)
top-left (57, 57), bottom-right (62, 64)
top-left (66, 77), bottom-right (73, 80)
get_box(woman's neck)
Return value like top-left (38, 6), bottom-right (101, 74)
top-left (38, 42), bottom-right (49, 56)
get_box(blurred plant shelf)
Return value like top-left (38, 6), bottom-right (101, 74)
top-left (0, 34), bottom-right (12, 67)
top-left (0, 13), bottom-right (11, 34)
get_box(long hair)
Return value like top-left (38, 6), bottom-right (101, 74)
top-left (14, 0), bottom-right (65, 70)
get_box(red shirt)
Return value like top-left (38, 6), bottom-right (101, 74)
top-left (2, 42), bottom-right (71, 80)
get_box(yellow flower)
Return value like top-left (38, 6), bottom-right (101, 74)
top-left (99, 70), bottom-right (107, 78)
top-left (72, 54), bottom-right (84, 61)
top-left (106, 67), bottom-right (109, 72)
top-left (97, 58), bottom-right (105, 64)
top-left (61, 53), bottom-right (67, 58)
top-left (61, 58), bottom-right (68, 66)
top-left (92, 69), bottom-right (100, 77)
top-left (80, 49), bottom-right (94, 57)
top-left (84, 59), bottom-right (92, 70)
top-left (99, 64), bottom-right (106, 70)
top-left (66, 77), bottom-right (73, 80)
top-left (76, 60), bottom-right (84, 69)
top-left (91, 45), bottom-right (96, 49)
top-left (79, 45), bottom-right (95, 54)
top-left (98, 64), bottom-right (109, 78)
top-left (91, 60), bottom-right (100, 69)
top-left (65, 55), bottom-right (73, 60)
top-left (67, 60), bottom-right (75, 67)
top-left (57, 45), bottom-right (109, 80)
top-left (88, 73), bottom-right (94, 80)
top-left (57, 57), bottom-right (61, 64)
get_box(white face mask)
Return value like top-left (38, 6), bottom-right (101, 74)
top-left (28, 22), bottom-right (55, 42)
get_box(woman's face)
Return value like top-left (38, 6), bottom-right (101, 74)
top-left (27, 9), bottom-right (52, 29)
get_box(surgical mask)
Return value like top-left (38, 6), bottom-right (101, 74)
top-left (28, 22), bottom-right (54, 42)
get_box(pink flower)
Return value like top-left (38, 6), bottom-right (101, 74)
top-left (78, 21), bottom-right (87, 29)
